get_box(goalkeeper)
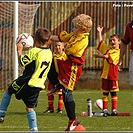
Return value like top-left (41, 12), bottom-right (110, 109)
top-left (47, 14), bottom-right (93, 131)
top-left (0, 28), bottom-right (52, 132)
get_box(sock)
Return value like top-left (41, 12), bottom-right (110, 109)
top-left (47, 81), bottom-right (54, 110)
top-left (102, 94), bottom-right (108, 110)
top-left (27, 110), bottom-right (38, 132)
top-left (58, 95), bottom-right (63, 110)
top-left (0, 91), bottom-right (11, 117)
top-left (48, 95), bottom-right (54, 110)
top-left (111, 96), bottom-right (118, 111)
top-left (64, 101), bottom-right (76, 120)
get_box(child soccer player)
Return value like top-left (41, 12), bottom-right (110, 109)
top-left (48, 14), bottom-right (93, 131)
top-left (44, 41), bottom-right (66, 113)
top-left (93, 25), bottom-right (121, 116)
top-left (0, 28), bottom-right (52, 132)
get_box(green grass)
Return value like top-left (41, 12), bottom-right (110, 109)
top-left (0, 89), bottom-right (132, 132)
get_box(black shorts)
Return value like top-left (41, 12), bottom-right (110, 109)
top-left (47, 59), bottom-right (59, 85)
top-left (62, 86), bottom-right (73, 102)
top-left (8, 79), bottom-right (42, 108)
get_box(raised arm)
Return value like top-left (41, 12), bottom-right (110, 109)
top-left (97, 25), bottom-right (103, 41)
top-left (17, 43), bottom-right (23, 57)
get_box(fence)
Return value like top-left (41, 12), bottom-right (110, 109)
top-left (0, 1), bottom-right (132, 90)
top-left (35, 1), bottom-right (132, 69)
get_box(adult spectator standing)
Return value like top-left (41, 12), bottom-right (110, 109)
top-left (118, 20), bottom-right (133, 87)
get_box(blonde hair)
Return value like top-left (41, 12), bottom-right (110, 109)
top-left (72, 14), bottom-right (93, 32)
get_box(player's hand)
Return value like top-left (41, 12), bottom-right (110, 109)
top-left (16, 43), bottom-right (23, 57)
top-left (16, 43), bottom-right (23, 51)
top-left (117, 60), bottom-right (122, 71)
top-left (97, 25), bottom-right (103, 32)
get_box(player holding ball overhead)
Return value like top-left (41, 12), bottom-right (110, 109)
top-left (93, 25), bottom-right (121, 116)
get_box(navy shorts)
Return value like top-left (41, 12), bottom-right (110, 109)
top-left (8, 79), bottom-right (42, 108)
top-left (62, 85), bottom-right (73, 102)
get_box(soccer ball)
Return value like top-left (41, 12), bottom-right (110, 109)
top-left (94, 99), bottom-right (103, 110)
top-left (16, 33), bottom-right (34, 51)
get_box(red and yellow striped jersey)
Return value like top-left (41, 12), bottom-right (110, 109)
top-left (97, 40), bottom-right (120, 80)
top-left (58, 30), bottom-right (89, 65)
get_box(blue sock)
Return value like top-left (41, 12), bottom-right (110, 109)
top-left (27, 110), bottom-right (38, 132)
top-left (0, 91), bottom-right (11, 117)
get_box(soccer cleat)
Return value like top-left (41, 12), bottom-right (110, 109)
top-left (102, 109), bottom-right (110, 117)
top-left (56, 108), bottom-right (62, 113)
top-left (111, 109), bottom-right (118, 116)
top-left (47, 88), bottom-right (57, 96)
top-left (0, 117), bottom-right (4, 123)
top-left (43, 107), bottom-right (54, 113)
top-left (47, 86), bottom-right (58, 96)
top-left (47, 84), bottom-right (63, 96)
top-left (65, 117), bottom-right (80, 131)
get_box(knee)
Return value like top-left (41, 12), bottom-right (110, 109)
top-left (110, 92), bottom-right (117, 96)
top-left (26, 107), bottom-right (34, 112)
top-left (5, 89), bottom-right (9, 93)
top-left (102, 92), bottom-right (109, 101)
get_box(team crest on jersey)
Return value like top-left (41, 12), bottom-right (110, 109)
top-left (21, 55), bottom-right (30, 64)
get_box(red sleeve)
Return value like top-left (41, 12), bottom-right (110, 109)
top-left (97, 40), bottom-right (104, 50)
top-left (121, 23), bottom-right (131, 44)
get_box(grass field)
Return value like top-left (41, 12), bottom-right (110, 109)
top-left (0, 89), bottom-right (132, 132)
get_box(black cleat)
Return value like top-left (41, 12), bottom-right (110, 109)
top-left (111, 109), bottom-right (118, 116)
top-left (43, 107), bottom-right (54, 113)
top-left (102, 109), bottom-right (110, 117)
top-left (56, 108), bottom-right (62, 113)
